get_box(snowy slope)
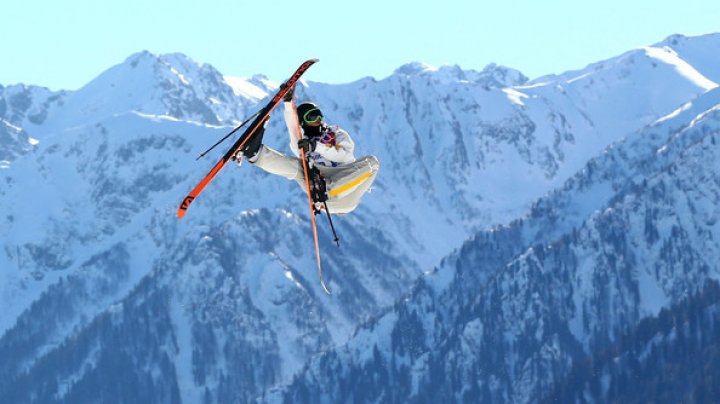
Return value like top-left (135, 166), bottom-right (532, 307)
top-left (658, 32), bottom-right (720, 83)
top-left (1, 33), bottom-right (719, 403)
top-left (33, 52), bottom-right (274, 134)
top-left (516, 42), bottom-right (716, 179)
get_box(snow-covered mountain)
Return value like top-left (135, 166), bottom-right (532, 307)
top-left (1, 32), bottom-right (719, 403)
top-left (276, 69), bottom-right (720, 404)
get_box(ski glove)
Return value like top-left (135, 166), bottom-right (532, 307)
top-left (282, 85), bottom-right (294, 102)
top-left (298, 138), bottom-right (316, 152)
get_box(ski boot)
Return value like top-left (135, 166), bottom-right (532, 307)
top-left (235, 121), bottom-right (267, 163)
top-left (308, 166), bottom-right (328, 214)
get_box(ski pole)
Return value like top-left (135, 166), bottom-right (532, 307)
top-left (322, 201), bottom-right (340, 247)
top-left (195, 110), bottom-right (262, 160)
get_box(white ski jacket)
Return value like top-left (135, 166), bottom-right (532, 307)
top-left (283, 101), bottom-right (355, 167)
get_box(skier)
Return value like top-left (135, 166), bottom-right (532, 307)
top-left (241, 90), bottom-right (379, 214)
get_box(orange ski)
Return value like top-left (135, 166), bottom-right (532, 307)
top-left (291, 98), bottom-right (332, 295)
top-left (300, 148), bottom-right (332, 295)
top-left (177, 59), bottom-right (318, 219)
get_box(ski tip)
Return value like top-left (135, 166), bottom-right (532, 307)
top-left (320, 281), bottom-right (332, 295)
top-left (177, 196), bottom-right (194, 219)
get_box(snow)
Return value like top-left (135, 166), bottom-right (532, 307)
top-left (131, 111), bottom-right (182, 122)
top-left (427, 259), bottom-right (456, 294)
top-left (641, 46), bottom-right (718, 91)
top-left (282, 268), bottom-right (305, 290)
top-left (565, 71), bottom-right (593, 84)
top-left (654, 101), bottom-right (693, 124)
top-left (688, 104), bottom-right (720, 127)
top-left (349, 311), bottom-right (399, 363)
top-left (56, 344), bottom-right (100, 399)
top-left (515, 81), bottom-right (551, 89)
top-left (394, 62), bottom-right (439, 76)
top-left (169, 66), bottom-right (191, 86)
top-left (224, 75), bottom-right (269, 100)
top-left (657, 33), bottom-right (720, 84)
top-left (169, 295), bottom-right (203, 404)
top-left (637, 262), bottom-right (669, 316)
top-left (2, 120), bottom-right (23, 132)
top-left (502, 87), bottom-right (529, 106)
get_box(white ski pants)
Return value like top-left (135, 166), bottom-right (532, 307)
top-left (252, 145), bottom-right (379, 214)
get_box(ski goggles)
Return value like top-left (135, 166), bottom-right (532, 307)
top-left (302, 108), bottom-right (323, 124)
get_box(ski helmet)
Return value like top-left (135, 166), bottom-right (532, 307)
top-left (296, 102), bottom-right (323, 125)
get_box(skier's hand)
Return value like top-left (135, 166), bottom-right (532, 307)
top-left (298, 138), bottom-right (315, 152)
top-left (282, 85), bottom-right (294, 102)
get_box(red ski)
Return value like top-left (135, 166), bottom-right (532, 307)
top-left (292, 98), bottom-right (332, 295)
top-left (177, 59), bottom-right (318, 219)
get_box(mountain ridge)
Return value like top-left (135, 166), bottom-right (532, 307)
top-left (1, 32), bottom-right (719, 403)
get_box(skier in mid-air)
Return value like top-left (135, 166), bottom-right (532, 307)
top-left (178, 59), bottom-right (364, 293)
top-left (241, 89), bottom-right (379, 214)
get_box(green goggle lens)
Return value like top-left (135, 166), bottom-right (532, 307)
top-left (303, 108), bottom-right (323, 124)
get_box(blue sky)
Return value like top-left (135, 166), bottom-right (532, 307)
top-left (2, 0), bottom-right (719, 90)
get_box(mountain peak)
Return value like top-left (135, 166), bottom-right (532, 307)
top-left (391, 61), bottom-right (527, 87)
top-left (478, 63), bottom-right (529, 87)
top-left (657, 32), bottom-right (720, 47)
top-left (393, 62), bottom-right (438, 76)
top-left (120, 51), bottom-right (208, 87)
top-left (125, 50), bottom-right (156, 67)
top-left (43, 50), bottom-right (255, 127)
top-left (124, 50), bottom-right (196, 68)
